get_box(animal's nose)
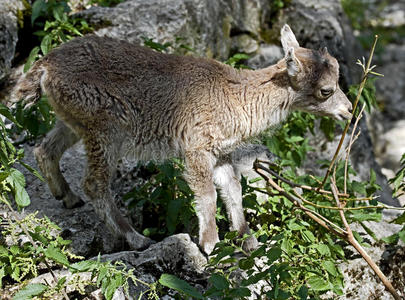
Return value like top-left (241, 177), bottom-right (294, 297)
top-left (348, 101), bottom-right (353, 113)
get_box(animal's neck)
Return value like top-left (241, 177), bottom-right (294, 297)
top-left (232, 62), bottom-right (293, 138)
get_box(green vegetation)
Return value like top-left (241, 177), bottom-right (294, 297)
top-left (341, 0), bottom-right (405, 50)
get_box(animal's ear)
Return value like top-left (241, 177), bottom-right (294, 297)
top-left (285, 47), bottom-right (301, 78)
top-left (320, 46), bottom-right (329, 55)
top-left (281, 24), bottom-right (299, 52)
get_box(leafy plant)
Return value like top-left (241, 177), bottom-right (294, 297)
top-left (347, 77), bottom-right (378, 113)
top-left (0, 212), bottom-right (159, 300)
top-left (89, 0), bottom-right (125, 7)
top-left (10, 96), bottom-right (55, 140)
top-left (124, 160), bottom-right (197, 240)
top-left (25, 0), bottom-right (92, 72)
top-left (224, 53), bottom-right (250, 69)
top-left (13, 0), bottom-right (93, 140)
top-left (389, 153), bottom-right (405, 199)
top-left (141, 36), bottom-right (195, 54)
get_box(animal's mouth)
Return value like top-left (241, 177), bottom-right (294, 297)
top-left (336, 110), bottom-right (353, 121)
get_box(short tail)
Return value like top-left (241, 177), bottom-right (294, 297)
top-left (11, 60), bottom-right (46, 108)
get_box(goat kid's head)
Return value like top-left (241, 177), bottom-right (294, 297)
top-left (280, 24), bottom-right (353, 121)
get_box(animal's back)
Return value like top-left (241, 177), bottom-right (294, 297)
top-left (39, 35), bottom-right (235, 155)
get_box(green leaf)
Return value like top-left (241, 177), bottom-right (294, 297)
top-left (359, 222), bottom-right (379, 242)
top-left (307, 276), bottom-right (331, 291)
top-left (398, 228), bottom-right (405, 244)
top-left (209, 245), bottom-right (234, 265)
top-left (301, 230), bottom-right (316, 243)
top-left (0, 267), bottom-right (4, 288)
top-left (392, 212), bottom-right (405, 225)
top-left (238, 258), bottom-right (254, 270)
top-left (40, 35), bottom-right (52, 55)
top-left (52, 5), bottom-right (65, 22)
top-left (298, 285), bottom-right (308, 300)
top-left (320, 117), bottom-right (335, 141)
top-left (381, 233), bottom-right (398, 244)
top-left (209, 273), bottom-right (229, 290)
top-left (11, 265), bottom-right (20, 281)
top-left (229, 287), bottom-right (251, 297)
top-left (350, 210), bottom-right (381, 222)
top-left (351, 181), bottom-right (367, 195)
top-left (6, 168), bottom-right (30, 207)
top-left (159, 274), bottom-right (204, 299)
top-left (13, 283), bottom-right (48, 300)
top-left (44, 245), bottom-right (69, 266)
top-left (267, 246), bottom-right (282, 263)
top-left (0, 103), bottom-right (21, 127)
top-left (322, 260), bottom-right (337, 276)
top-left (285, 136), bottom-right (304, 143)
top-left (14, 183), bottom-right (31, 207)
top-left (224, 231), bottom-right (238, 240)
top-left (24, 47), bottom-right (40, 73)
top-left (70, 260), bottom-right (97, 272)
top-left (314, 244), bottom-right (330, 256)
top-left (19, 161), bottom-right (44, 181)
top-left (31, 0), bottom-right (46, 25)
top-left (8, 168), bottom-right (25, 187)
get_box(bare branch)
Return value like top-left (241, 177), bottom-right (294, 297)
top-left (330, 178), bottom-right (402, 300)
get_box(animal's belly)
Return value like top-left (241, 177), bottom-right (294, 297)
top-left (120, 137), bottom-right (183, 163)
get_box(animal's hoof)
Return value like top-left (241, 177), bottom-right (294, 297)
top-left (242, 235), bottom-right (259, 253)
top-left (126, 231), bottom-right (155, 251)
top-left (62, 191), bottom-right (85, 209)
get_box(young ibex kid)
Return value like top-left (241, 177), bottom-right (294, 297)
top-left (12, 25), bottom-right (352, 254)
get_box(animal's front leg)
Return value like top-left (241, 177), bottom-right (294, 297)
top-left (185, 151), bottom-right (219, 254)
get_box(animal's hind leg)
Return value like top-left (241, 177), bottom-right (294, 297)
top-left (34, 120), bottom-right (84, 208)
top-left (213, 163), bottom-right (258, 252)
top-left (82, 132), bottom-right (153, 250)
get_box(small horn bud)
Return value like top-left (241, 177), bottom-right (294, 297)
top-left (320, 46), bottom-right (329, 55)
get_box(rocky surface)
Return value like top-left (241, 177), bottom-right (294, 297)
top-left (75, 0), bottom-right (272, 60)
top-left (25, 234), bottom-right (207, 299)
top-left (0, 0), bottom-right (23, 84)
top-left (366, 0), bottom-right (405, 204)
top-left (326, 215), bottom-right (405, 300)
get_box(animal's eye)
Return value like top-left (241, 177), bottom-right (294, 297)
top-left (320, 88), bottom-right (333, 97)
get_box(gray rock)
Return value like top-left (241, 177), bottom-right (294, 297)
top-left (375, 44), bottom-right (405, 124)
top-left (0, 0), bottom-right (23, 83)
top-left (75, 0), bottom-right (271, 60)
top-left (100, 234), bottom-right (206, 277)
top-left (322, 218), bottom-right (405, 300)
top-left (21, 142), bottom-right (131, 257)
top-left (25, 234), bottom-right (206, 299)
top-left (247, 44), bottom-right (283, 69)
top-left (98, 234), bottom-right (207, 297)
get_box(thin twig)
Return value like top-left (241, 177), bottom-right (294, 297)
top-left (344, 102), bottom-right (367, 194)
top-left (251, 160), bottom-right (378, 203)
top-left (330, 178), bottom-right (402, 300)
top-left (319, 35), bottom-right (380, 190)
top-left (255, 162), bottom-right (349, 197)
